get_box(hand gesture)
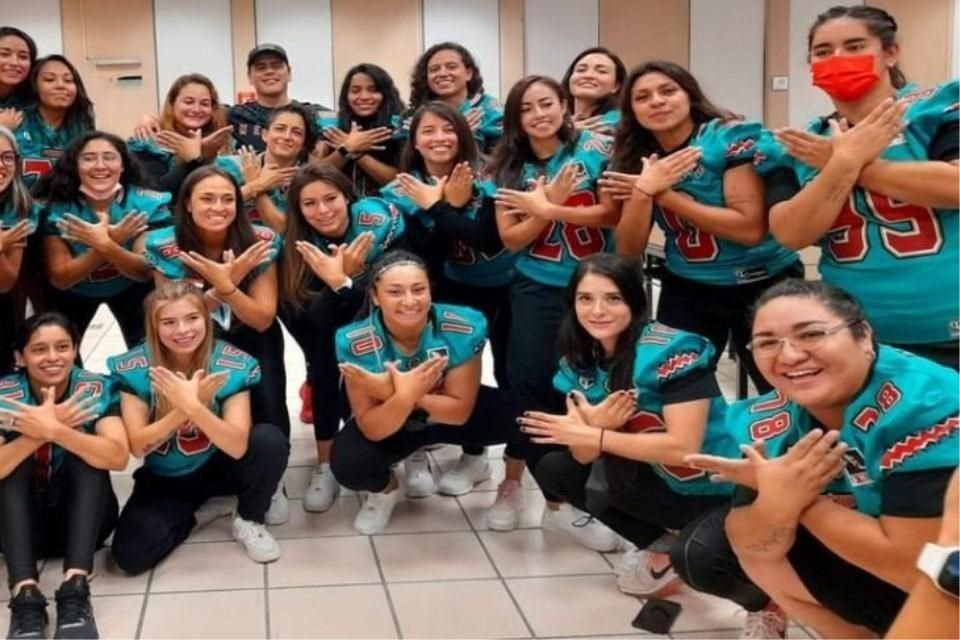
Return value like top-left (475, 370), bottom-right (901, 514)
top-left (0, 387), bottom-right (62, 441)
top-left (338, 362), bottom-right (394, 399)
top-left (201, 126), bottom-right (234, 158)
top-left (599, 170), bottom-right (642, 201)
top-left (149, 367), bottom-right (202, 410)
top-left (342, 232), bottom-right (374, 276)
top-left (773, 128), bottom-right (833, 170)
top-left (464, 108), bottom-right (483, 132)
top-left (0, 108), bottom-right (23, 131)
top-left (155, 128), bottom-right (202, 163)
top-left (443, 162), bottom-right (474, 207)
top-left (238, 146), bottom-right (261, 184)
top-left (570, 389), bottom-right (636, 429)
top-left (226, 240), bottom-right (275, 285)
top-left (54, 388), bottom-right (99, 429)
top-left (635, 147), bottom-right (701, 195)
top-left (0, 220), bottom-right (31, 254)
top-left (573, 113), bottom-right (605, 133)
top-left (495, 176), bottom-right (552, 218)
top-left (197, 370), bottom-right (229, 406)
top-left (828, 98), bottom-right (906, 169)
top-left (518, 395), bottom-right (602, 449)
top-left (387, 357), bottom-right (448, 404)
top-left (58, 209), bottom-right (113, 252)
top-left (133, 114), bottom-right (160, 140)
top-left (180, 250), bottom-right (235, 293)
top-left (108, 212), bottom-right (149, 245)
top-left (295, 241), bottom-right (349, 289)
top-left (325, 122), bottom-right (392, 154)
top-left (545, 163), bottom-right (579, 205)
top-left (257, 164), bottom-right (298, 192)
top-left (397, 172), bottom-right (446, 210)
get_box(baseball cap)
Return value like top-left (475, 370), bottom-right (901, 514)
top-left (247, 43), bottom-right (289, 69)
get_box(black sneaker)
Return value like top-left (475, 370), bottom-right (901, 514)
top-left (6, 585), bottom-right (48, 639)
top-left (53, 576), bottom-right (98, 639)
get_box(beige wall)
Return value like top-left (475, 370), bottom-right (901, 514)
top-left (867, 0), bottom-right (955, 87)
top-left (599, 0), bottom-right (690, 70)
top-left (230, 0), bottom-right (256, 98)
top-left (764, 0), bottom-right (790, 128)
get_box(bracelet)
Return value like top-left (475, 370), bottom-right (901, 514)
top-left (633, 184), bottom-right (654, 198)
top-left (598, 429), bottom-right (605, 453)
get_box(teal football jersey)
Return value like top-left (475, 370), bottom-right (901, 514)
top-left (728, 345), bottom-right (959, 516)
top-left (214, 154), bottom-right (289, 223)
top-left (108, 340), bottom-right (261, 477)
top-left (15, 107), bottom-right (86, 189)
top-left (1, 198), bottom-right (41, 235)
top-left (127, 136), bottom-right (175, 171)
top-left (651, 118), bottom-right (797, 285)
top-left (755, 82), bottom-right (959, 344)
top-left (398, 92), bottom-right (503, 154)
top-left (0, 367), bottom-right (117, 478)
top-left (43, 187), bottom-right (172, 297)
top-left (306, 196), bottom-right (405, 272)
top-left (591, 109), bottom-right (621, 138)
top-left (554, 321), bottom-right (734, 495)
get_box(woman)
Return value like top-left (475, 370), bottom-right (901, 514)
top-left (381, 102), bottom-right (515, 499)
top-left (561, 47), bottom-right (626, 138)
top-left (331, 250), bottom-right (535, 534)
top-left (314, 63), bottom-right (405, 196)
top-left (216, 103), bottom-right (315, 233)
top-left (681, 279), bottom-right (959, 638)
top-left (756, 5), bottom-right (959, 369)
top-left (41, 131), bottom-right (170, 350)
top-left (139, 165), bottom-right (289, 522)
top-left (0, 26), bottom-right (37, 128)
top-left (0, 312), bottom-right (128, 640)
top-left (109, 281), bottom-right (288, 573)
top-left (520, 254), bottom-right (742, 577)
top-left (0, 126), bottom-right (38, 375)
top-left (405, 42), bottom-right (502, 154)
top-left (16, 55), bottom-right (95, 189)
top-left (129, 73), bottom-right (232, 195)
top-left (280, 164), bottom-right (404, 512)
top-left (603, 61), bottom-right (801, 393)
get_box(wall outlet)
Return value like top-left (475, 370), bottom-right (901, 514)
top-left (771, 76), bottom-right (789, 91)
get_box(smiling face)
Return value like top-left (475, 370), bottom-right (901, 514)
top-left (629, 71), bottom-right (692, 133)
top-left (18, 324), bottom-right (76, 390)
top-left (299, 179), bottom-right (349, 238)
top-left (413, 111), bottom-right (459, 167)
top-left (262, 111), bottom-right (306, 161)
top-left (426, 49), bottom-right (472, 101)
top-left (809, 16), bottom-right (896, 81)
top-left (372, 264), bottom-right (432, 335)
top-left (78, 138), bottom-right (124, 194)
top-left (0, 135), bottom-right (15, 193)
top-left (0, 35), bottom-right (30, 92)
top-left (346, 72), bottom-right (383, 118)
top-left (35, 59), bottom-right (77, 111)
top-left (187, 174), bottom-right (237, 233)
top-left (172, 82), bottom-right (214, 131)
top-left (519, 81), bottom-right (565, 141)
top-left (155, 298), bottom-right (207, 357)
top-left (248, 55), bottom-right (289, 98)
top-left (568, 52), bottom-right (620, 105)
top-left (574, 273), bottom-right (632, 355)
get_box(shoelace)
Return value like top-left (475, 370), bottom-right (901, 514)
top-left (10, 598), bottom-right (46, 632)
top-left (571, 514), bottom-right (595, 528)
top-left (740, 610), bottom-right (786, 639)
top-left (56, 590), bottom-right (90, 626)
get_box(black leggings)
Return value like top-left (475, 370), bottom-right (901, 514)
top-left (331, 386), bottom-right (542, 493)
top-left (223, 322), bottom-right (290, 438)
top-left (656, 263), bottom-right (804, 394)
top-left (111, 423), bottom-right (289, 575)
top-left (0, 452), bottom-right (118, 588)
top-left (49, 281), bottom-right (152, 353)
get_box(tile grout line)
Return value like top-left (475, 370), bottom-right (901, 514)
top-left (133, 568), bottom-right (155, 639)
top-left (263, 563), bottom-right (271, 639)
top-left (366, 534), bottom-right (403, 639)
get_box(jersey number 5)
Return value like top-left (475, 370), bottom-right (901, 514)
top-left (827, 192), bottom-right (943, 262)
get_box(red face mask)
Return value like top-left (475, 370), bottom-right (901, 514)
top-left (811, 54), bottom-right (880, 102)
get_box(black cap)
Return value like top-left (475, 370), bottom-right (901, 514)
top-left (247, 43), bottom-right (289, 69)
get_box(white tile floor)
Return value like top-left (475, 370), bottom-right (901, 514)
top-left (0, 300), bottom-right (821, 639)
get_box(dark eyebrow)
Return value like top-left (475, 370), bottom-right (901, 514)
top-left (842, 37), bottom-right (869, 46)
top-left (753, 320), bottom-right (829, 337)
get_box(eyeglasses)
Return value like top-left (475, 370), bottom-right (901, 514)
top-left (78, 152), bottom-right (122, 167)
top-left (0, 152), bottom-right (16, 167)
top-left (747, 321), bottom-right (860, 358)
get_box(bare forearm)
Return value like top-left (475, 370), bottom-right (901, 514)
top-left (224, 290), bottom-right (275, 332)
top-left (614, 196), bottom-right (653, 257)
top-left (98, 241), bottom-right (151, 282)
top-left (659, 191), bottom-right (764, 246)
top-left (129, 409), bottom-right (189, 458)
top-left (356, 155), bottom-right (398, 185)
top-left (545, 202), bottom-right (619, 228)
top-left (0, 436), bottom-right (43, 479)
top-left (726, 503), bottom-right (798, 561)
top-left (886, 575), bottom-right (960, 639)
top-left (415, 393), bottom-right (475, 426)
top-left (48, 250), bottom-right (106, 290)
top-left (858, 160), bottom-right (960, 208)
top-left (182, 402), bottom-right (249, 459)
top-left (54, 427), bottom-right (128, 471)
top-left (255, 195), bottom-right (286, 233)
top-left (356, 394), bottom-right (418, 441)
top-left (601, 430), bottom-right (699, 466)
top-left (499, 216), bottom-right (550, 252)
top-left (769, 158), bottom-right (861, 250)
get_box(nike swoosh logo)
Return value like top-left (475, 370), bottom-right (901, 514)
top-left (650, 564), bottom-right (673, 580)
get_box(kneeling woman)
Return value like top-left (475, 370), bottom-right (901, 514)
top-left (0, 313), bottom-right (128, 640)
top-left (109, 281), bottom-right (288, 573)
top-left (332, 250), bottom-right (534, 534)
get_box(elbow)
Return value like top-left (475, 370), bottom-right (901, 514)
top-left (500, 236), bottom-right (526, 253)
top-left (225, 440), bottom-right (249, 460)
top-left (106, 450), bottom-right (130, 471)
top-left (48, 271), bottom-right (73, 291)
top-left (738, 225), bottom-right (767, 247)
top-left (248, 313), bottom-right (276, 333)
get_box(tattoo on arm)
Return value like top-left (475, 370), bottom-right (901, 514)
top-left (745, 526), bottom-right (796, 553)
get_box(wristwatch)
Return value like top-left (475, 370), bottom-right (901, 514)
top-left (917, 542), bottom-right (959, 598)
top-left (334, 276), bottom-right (353, 293)
top-left (335, 145), bottom-right (360, 162)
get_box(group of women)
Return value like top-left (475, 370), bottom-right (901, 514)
top-left (0, 3), bottom-right (957, 639)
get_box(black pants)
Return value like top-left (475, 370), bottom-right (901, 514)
top-left (673, 506), bottom-right (906, 634)
top-left (506, 274), bottom-right (566, 414)
top-left (223, 322), bottom-right (290, 438)
top-left (0, 452), bottom-right (118, 588)
top-left (111, 423), bottom-right (288, 575)
top-left (534, 450), bottom-right (727, 549)
top-left (331, 386), bottom-right (541, 493)
top-left (49, 281), bottom-right (153, 353)
top-left (281, 285), bottom-right (365, 441)
top-left (0, 292), bottom-right (16, 376)
top-left (656, 263), bottom-right (804, 394)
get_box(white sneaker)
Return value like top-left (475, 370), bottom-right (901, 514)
top-left (438, 453), bottom-right (491, 496)
top-left (739, 606), bottom-right (787, 639)
top-left (404, 449), bottom-right (436, 498)
top-left (303, 463), bottom-right (340, 513)
top-left (354, 487), bottom-right (402, 535)
top-left (264, 482), bottom-right (289, 525)
top-left (486, 479), bottom-right (525, 531)
top-left (615, 546), bottom-right (680, 596)
top-left (541, 504), bottom-right (621, 552)
top-left (194, 496), bottom-right (237, 529)
top-left (232, 516), bottom-right (281, 563)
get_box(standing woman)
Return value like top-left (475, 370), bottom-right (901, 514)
top-left (0, 312), bottom-right (129, 640)
top-left (0, 26), bottom-right (37, 129)
top-left (139, 166), bottom-right (290, 523)
top-left (561, 47), bottom-right (627, 138)
top-left (604, 61), bottom-right (801, 392)
top-left (756, 5), bottom-right (959, 369)
top-left (280, 164), bottom-right (405, 512)
top-left (41, 131), bottom-right (170, 350)
top-left (406, 42), bottom-right (503, 154)
top-left (129, 73), bottom-right (233, 195)
top-left (315, 63), bottom-right (405, 196)
top-left (109, 282), bottom-right (288, 573)
top-left (216, 103), bottom-right (315, 233)
top-left (17, 55), bottom-right (95, 189)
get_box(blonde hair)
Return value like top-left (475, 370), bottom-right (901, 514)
top-left (159, 74), bottom-right (229, 152)
top-left (143, 281), bottom-right (215, 419)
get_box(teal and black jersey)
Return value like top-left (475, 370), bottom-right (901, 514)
top-left (127, 136), bottom-right (175, 173)
top-left (214, 154), bottom-right (291, 224)
top-left (0, 367), bottom-right (117, 479)
top-left (306, 196), bottom-right (405, 275)
top-left (728, 346), bottom-right (959, 517)
top-left (651, 118), bottom-right (797, 286)
top-left (399, 92), bottom-right (503, 154)
top-left (228, 99), bottom-right (328, 152)
top-left (108, 340), bottom-right (261, 477)
top-left (756, 81), bottom-right (960, 344)
top-left (44, 187), bottom-right (172, 297)
top-left (510, 130), bottom-right (613, 288)
top-left (336, 303), bottom-right (487, 377)
top-left (15, 107), bottom-right (88, 189)
top-left (588, 109), bottom-right (621, 138)
top-left (1, 197), bottom-right (41, 235)
top-left (315, 110), bottom-right (405, 196)
top-left (554, 322), bottom-right (734, 495)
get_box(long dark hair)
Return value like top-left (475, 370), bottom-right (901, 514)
top-left (399, 102), bottom-right (479, 174)
top-left (486, 76), bottom-right (576, 190)
top-left (15, 311), bottom-right (79, 352)
top-left (30, 54), bottom-right (95, 139)
top-left (265, 102), bottom-right (317, 164)
top-left (281, 164), bottom-right (357, 309)
top-left (611, 61), bottom-right (737, 172)
top-left (0, 27), bottom-right (38, 104)
top-left (173, 166), bottom-right (257, 272)
top-left (561, 46), bottom-right (627, 117)
top-left (409, 42), bottom-right (484, 109)
top-left (338, 63), bottom-right (405, 130)
top-left (558, 254), bottom-right (648, 392)
top-left (34, 131), bottom-right (144, 202)
top-left (807, 5), bottom-right (906, 88)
